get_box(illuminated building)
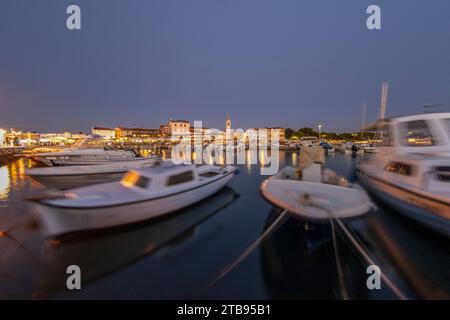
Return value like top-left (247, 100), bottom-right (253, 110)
top-left (167, 120), bottom-right (190, 136)
top-left (115, 127), bottom-right (160, 139)
top-left (92, 127), bottom-right (116, 139)
top-left (0, 128), bottom-right (5, 147)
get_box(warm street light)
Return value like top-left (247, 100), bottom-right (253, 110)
top-left (318, 124), bottom-right (322, 141)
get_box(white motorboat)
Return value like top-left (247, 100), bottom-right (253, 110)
top-left (360, 143), bottom-right (377, 153)
top-left (358, 112), bottom-right (450, 236)
top-left (26, 157), bottom-right (161, 189)
top-left (26, 138), bottom-right (155, 166)
top-left (29, 162), bottom-right (238, 237)
top-left (34, 187), bottom-right (238, 295)
top-left (29, 147), bottom-right (152, 166)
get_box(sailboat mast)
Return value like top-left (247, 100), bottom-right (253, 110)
top-left (380, 81), bottom-right (389, 120)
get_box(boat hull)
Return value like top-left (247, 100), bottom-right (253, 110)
top-left (32, 170), bottom-right (236, 237)
top-left (40, 157), bottom-right (151, 166)
top-left (358, 172), bottom-right (450, 237)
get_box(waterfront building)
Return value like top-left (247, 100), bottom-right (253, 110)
top-left (168, 120), bottom-right (190, 137)
top-left (244, 127), bottom-right (285, 144)
top-left (38, 133), bottom-right (71, 146)
top-left (160, 124), bottom-right (170, 135)
top-left (115, 127), bottom-right (160, 139)
top-left (92, 127), bottom-right (116, 139)
top-left (270, 127), bottom-right (286, 143)
top-left (0, 128), bottom-right (5, 147)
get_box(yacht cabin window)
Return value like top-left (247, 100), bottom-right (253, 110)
top-left (121, 171), bottom-right (151, 189)
top-left (435, 166), bottom-right (450, 182)
top-left (167, 171), bottom-right (194, 186)
top-left (399, 120), bottom-right (435, 146)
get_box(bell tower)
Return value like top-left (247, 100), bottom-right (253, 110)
top-left (225, 114), bottom-right (232, 131)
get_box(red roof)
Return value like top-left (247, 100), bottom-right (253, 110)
top-left (168, 120), bottom-right (190, 123)
top-left (116, 127), bottom-right (159, 132)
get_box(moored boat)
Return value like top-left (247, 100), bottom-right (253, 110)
top-left (28, 147), bottom-right (152, 166)
top-left (357, 112), bottom-right (450, 237)
top-left (26, 157), bottom-right (161, 189)
top-left (261, 147), bottom-right (373, 221)
top-left (29, 162), bottom-right (238, 237)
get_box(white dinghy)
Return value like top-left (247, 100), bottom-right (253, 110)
top-left (29, 162), bottom-right (238, 237)
top-left (26, 157), bottom-right (161, 189)
top-left (261, 178), bottom-right (372, 220)
top-left (261, 147), bottom-right (373, 220)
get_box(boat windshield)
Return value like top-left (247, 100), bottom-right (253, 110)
top-left (399, 120), bottom-right (436, 147)
top-left (121, 171), bottom-right (150, 189)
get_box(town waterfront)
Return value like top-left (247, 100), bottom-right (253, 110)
top-left (0, 150), bottom-right (448, 299)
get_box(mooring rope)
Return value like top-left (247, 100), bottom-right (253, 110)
top-left (207, 208), bottom-right (290, 289)
top-left (334, 217), bottom-right (407, 300)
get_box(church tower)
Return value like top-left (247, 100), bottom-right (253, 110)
top-left (225, 114), bottom-right (232, 131)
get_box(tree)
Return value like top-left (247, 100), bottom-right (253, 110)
top-left (285, 128), bottom-right (295, 139)
top-left (297, 127), bottom-right (317, 138)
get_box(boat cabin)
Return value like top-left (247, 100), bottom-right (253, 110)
top-left (121, 162), bottom-right (228, 191)
top-left (372, 113), bottom-right (450, 155)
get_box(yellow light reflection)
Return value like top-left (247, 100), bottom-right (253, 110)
top-left (0, 166), bottom-right (10, 201)
top-left (292, 152), bottom-right (298, 167)
top-left (259, 150), bottom-right (266, 167)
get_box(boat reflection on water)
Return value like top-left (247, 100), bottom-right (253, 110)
top-left (260, 207), bottom-right (338, 299)
top-left (259, 208), bottom-right (388, 299)
top-left (34, 187), bottom-right (239, 297)
top-left (364, 206), bottom-right (450, 299)
top-left (260, 202), bottom-right (450, 299)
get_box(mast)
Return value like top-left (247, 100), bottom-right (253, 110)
top-left (361, 101), bottom-right (367, 140)
top-left (380, 81), bottom-right (389, 120)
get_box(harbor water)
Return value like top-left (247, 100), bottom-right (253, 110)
top-left (0, 151), bottom-right (449, 299)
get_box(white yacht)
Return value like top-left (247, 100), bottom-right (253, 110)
top-left (358, 112), bottom-right (450, 236)
top-left (29, 147), bottom-right (151, 166)
top-left (29, 162), bottom-right (238, 237)
top-left (359, 143), bottom-right (377, 153)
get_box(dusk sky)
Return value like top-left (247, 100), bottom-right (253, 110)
top-left (1, 0), bottom-right (450, 133)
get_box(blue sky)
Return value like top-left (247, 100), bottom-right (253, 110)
top-left (1, 0), bottom-right (450, 132)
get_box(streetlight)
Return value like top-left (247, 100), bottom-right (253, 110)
top-left (318, 124), bottom-right (322, 141)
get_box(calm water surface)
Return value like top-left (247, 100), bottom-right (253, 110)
top-left (0, 151), bottom-right (448, 299)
